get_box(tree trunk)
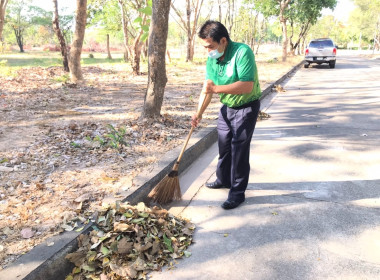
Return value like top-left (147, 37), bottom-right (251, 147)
top-left (186, 36), bottom-right (193, 62)
top-left (0, 0), bottom-right (9, 45)
top-left (251, 12), bottom-right (258, 52)
top-left (14, 27), bottom-right (24, 52)
top-left (132, 36), bottom-right (143, 75)
top-left (185, 0), bottom-right (192, 62)
top-left (118, 0), bottom-right (129, 61)
top-left (279, 0), bottom-right (291, 62)
top-left (171, 0), bottom-right (203, 62)
top-left (226, 0), bottom-right (235, 34)
top-left (255, 20), bottom-right (266, 55)
top-left (143, 0), bottom-right (170, 118)
top-left (106, 34), bottom-right (112, 59)
top-left (218, 0), bottom-right (222, 22)
top-left (280, 19), bottom-right (287, 61)
top-left (69, 0), bottom-right (87, 84)
top-left (290, 22), bottom-right (310, 55)
top-left (52, 0), bottom-right (69, 72)
top-left (289, 19), bottom-right (294, 53)
top-left (143, 39), bottom-right (148, 58)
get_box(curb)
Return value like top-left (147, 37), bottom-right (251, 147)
top-left (0, 59), bottom-right (304, 280)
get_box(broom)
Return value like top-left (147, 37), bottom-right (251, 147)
top-left (148, 92), bottom-right (212, 204)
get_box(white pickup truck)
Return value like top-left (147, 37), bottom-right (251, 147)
top-left (304, 38), bottom-right (337, 69)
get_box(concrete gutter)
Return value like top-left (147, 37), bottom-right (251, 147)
top-left (0, 60), bottom-right (303, 280)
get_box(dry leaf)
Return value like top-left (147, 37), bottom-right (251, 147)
top-left (113, 222), bottom-right (132, 232)
top-left (21, 228), bottom-right (35, 239)
top-left (109, 263), bottom-right (129, 277)
top-left (65, 250), bottom-right (87, 267)
top-left (100, 274), bottom-right (109, 280)
top-left (117, 238), bottom-right (133, 254)
top-left (74, 193), bottom-right (90, 203)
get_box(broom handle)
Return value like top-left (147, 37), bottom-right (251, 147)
top-left (173, 91), bottom-right (212, 170)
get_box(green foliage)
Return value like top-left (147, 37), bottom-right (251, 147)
top-left (70, 141), bottom-right (81, 148)
top-left (88, 0), bottom-right (122, 35)
top-left (3, 1), bottom-right (73, 48)
top-left (349, 0), bottom-right (380, 45)
top-left (28, 5), bottom-right (53, 26)
top-left (289, 0), bottom-right (337, 25)
top-left (104, 124), bottom-right (128, 149)
top-left (134, 0), bottom-right (152, 42)
top-left (53, 74), bottom-right (70, 83)
top-left (93, 135), bottom-right (106, 146)
top-left (89, 124), bottom-right (128, 150)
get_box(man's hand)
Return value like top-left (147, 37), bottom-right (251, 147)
top-left (204, 79), bottom-right (217, 94)
top-left (191, 113), bottom-right (202, 127)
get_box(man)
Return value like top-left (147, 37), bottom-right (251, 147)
top-left (191, 20), bottom-right (261, 210)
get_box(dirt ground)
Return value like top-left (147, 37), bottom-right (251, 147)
top-left (0, 53), bottom-right (302, 269)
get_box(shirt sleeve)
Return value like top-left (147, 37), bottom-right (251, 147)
top-left (236, 46), bottom-right (255, 82)
top-left (205, 57), bottom-right (211, 80)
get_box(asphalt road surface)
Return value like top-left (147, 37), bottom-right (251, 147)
top-left (151, 54), bottom-right (380, 280)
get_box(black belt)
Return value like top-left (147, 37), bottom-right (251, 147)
top-left (230, 99), bottom-right (259, 110)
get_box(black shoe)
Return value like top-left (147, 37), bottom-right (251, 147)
top-left (205, 181), bottom-right (230, 189)
top-left (221, 199), bottom-right (244, 210)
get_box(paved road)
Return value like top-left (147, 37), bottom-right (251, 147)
top-left (151, 55), bottom-right (380, 280)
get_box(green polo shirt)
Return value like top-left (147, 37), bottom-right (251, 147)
top-left (205, 40), bottom-right (261, 108)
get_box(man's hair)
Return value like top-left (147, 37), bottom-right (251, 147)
top-left (198, 20), bottom-right (230, 43)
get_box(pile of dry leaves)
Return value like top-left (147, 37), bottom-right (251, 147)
top-left (65, 202), bottom-right (194, 280)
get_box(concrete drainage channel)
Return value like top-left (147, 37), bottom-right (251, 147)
top-left (0, 61), bottom-right (304, 280)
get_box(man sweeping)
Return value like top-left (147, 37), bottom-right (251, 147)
top-left (191, 20), bottom-right (261, 210)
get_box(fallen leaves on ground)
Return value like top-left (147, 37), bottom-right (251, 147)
top-left (0, 64), bottom-right (209, 270)
top-left (65, 202), bottom-right (195, 280)
top-left (258, 111), bottom-right (271, 120)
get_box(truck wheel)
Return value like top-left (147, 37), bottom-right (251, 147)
top-left (304, 63), bottom-right (309, 68)
top-left (329, 61), bottom-right (336, 68)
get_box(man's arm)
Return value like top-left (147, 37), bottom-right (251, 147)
top-left (204, 79), bottom-right (253, 95)
top-left (191, 81), bottom-right (213, 127)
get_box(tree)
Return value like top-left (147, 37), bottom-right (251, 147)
top-left (106, 33), bottom-right (112, 59)
top-left (237, 0), bottom-right (270, 54)
top-left (69, 0), bottom-right (87, 84)
top-left (224, 0), bottom-right (236, 35)
top-left (88, 0), bottom-right (122, 59)
top-left (170, 0), bottom-right (204, 62)
top-left (143, 0), bottom-right (170, 118)
top-left (118, 0), bottom-right (131, 61)
top-left (278, 0), bottom-right (292, 61)
top-left (0, 0), bottom-right (9, 45)
top-left (6, 0), bottom-right (31, 52)
top-left (351, 0), bottom-right (380, 51)
top-left (117, 0), bottom-right (151, 74)
top-left (52, 0), bottom-right (70, 72)
top-left (288, 0), bottom-right (337, 55)
top-left (131, 0), bottom-right (151, 74)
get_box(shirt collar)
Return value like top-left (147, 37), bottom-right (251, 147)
top-left (217, 39), bottom-right (233, 65)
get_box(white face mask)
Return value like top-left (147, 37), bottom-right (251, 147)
top-left (208, 44), bottom-right (224, 59)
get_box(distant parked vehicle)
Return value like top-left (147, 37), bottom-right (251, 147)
top-left (304, 38), bottom-right (337, 69)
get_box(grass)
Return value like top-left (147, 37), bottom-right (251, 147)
top-left (0, 48), bottom-right (305, 84)
top-left (0, 51), bottom-right (128, 68)
top-left (0, 51), bottom-right (132, 77)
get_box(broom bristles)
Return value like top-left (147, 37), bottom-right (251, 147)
top-left (148, 170), bottom-right (182, 204)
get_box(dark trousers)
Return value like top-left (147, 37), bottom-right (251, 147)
top-left (215, 99), bottom-right (260, 202)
